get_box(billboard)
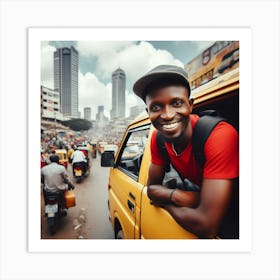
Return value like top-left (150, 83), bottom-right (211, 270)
top-left (185, 41), bottom-right (239, 90)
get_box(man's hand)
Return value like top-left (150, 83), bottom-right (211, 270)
top-left (147, 185), bottom-right (175, 206)
top-left (148, 184), bottom-right (200, 208)
top-left (67, 183), bottom-right (75, 190)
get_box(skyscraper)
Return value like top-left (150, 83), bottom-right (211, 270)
top-left (54, 46), bottom-right (79, 117)
top-left (111, 68), bottom-right (126, 119)
top-left (84, 107), bottom-right (91, 121)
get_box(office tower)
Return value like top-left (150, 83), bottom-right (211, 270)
top-left (84, 107), bottom-right (91, 121)
top-left (96, 105), bottom-right (104, 121)
top-left (111, 68), bottom-right (126, 119)
top-left (54, 46), bottom-right (79, 117)
top-left (96, 105), bottom-right (108, 121)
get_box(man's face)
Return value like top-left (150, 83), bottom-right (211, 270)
top-left (145, 85), bottom-right (193, 141)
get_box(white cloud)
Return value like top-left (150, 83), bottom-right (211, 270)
top-left (117, 41), bottom-right (184, 84)
top-left (78, 72), bottom-right (112, 119)
top-left (77, 40), bottom-right (184, 84)
top-left (76, 41), bottom-right (133, 57)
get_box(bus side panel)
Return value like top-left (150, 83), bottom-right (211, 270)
top-left (140, 187), bottom-right (198, 239)
top-left (108, 168), bottom-right (142, 239)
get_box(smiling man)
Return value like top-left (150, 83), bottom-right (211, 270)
top-left (133, 65), bottom-right (239, 239)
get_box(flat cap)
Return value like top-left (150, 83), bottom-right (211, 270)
top-left (133, 64), bottom-right (190, 101)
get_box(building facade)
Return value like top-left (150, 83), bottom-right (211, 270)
top-left (111, 68), bottom-right (126, 119)
top-left (54, 46), bottom-right (79, 118)
top-left (185, 41), bottom-right (239, 90)
top-left (41, 85), bottom-right (64, 121)
top-left (84, 107), bottom-right (91, 121)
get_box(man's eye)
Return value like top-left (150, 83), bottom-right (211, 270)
top-left (173, 100), bottom-right (183, 106)
top-left (150, 104), bottom-right (161, 111)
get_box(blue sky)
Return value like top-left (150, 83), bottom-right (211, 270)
top-left (41, 40), bottom-right (214, 119)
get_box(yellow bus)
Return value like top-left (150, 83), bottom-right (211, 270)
top-left (101, 67), bottom-right (239, 239)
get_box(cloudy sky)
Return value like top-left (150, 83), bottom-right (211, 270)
top-left (41, 40), bottom-right (214, 119)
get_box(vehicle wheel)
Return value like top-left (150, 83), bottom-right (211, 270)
top-left (49, 225), bottom-right (56, 235)
top-left (48, 218), bottom-right (57, 235)
top-left (116, 229), bottom-right (124, 239)
top-left (76, 177), bottom-right (82, 183)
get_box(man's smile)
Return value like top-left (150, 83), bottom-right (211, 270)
top-left (161, 121), bottom-right (181, 131)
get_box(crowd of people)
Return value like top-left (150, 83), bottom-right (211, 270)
top-left (40, 130), bottom-right (93, 213)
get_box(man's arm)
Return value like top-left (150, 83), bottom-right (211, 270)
top-left (61, 170), bottom-right (75, 190)
top-left (147, 163), bottom-right (200, 208)
top-left (163, 178), bottom-right (235, 238)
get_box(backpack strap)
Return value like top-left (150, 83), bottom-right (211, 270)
top-left (156, 111), bottom-right (228, 168)
top-left (192, 115), bottom-right (226, 167)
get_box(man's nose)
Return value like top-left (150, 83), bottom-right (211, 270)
top-left (161, 106), bottom-right (175, 120)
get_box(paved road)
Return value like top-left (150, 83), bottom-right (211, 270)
top-left (41, 154), bottom-right (115, 239)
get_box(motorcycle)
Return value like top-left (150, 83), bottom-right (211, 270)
top-left (73, 161), bottom-right (90, 183)
top-left (44, 190), bottom-right (76, 234)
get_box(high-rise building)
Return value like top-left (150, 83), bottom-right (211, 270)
top-left (96, 105), bottom-right (108, 128)
top-left (96, 105), bottom-right (104, 121)
top-left (96, 105), bottom-right (108, 121)
top-left (84, 107), bottom-right (91, 121)
top-left (54, 46), bottom-right (79, 118)
top-left (111, 68), bottom-right (126, 119)
top-left (41, 85), bottom-right (62, 121)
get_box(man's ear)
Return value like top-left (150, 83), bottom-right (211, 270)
top-left (189, 98), bottom-right (194, 108)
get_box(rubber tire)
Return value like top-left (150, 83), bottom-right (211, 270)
top-left (48, 217), bottom-right (57, 235)
top-left (49, 225), bottom-right (56, 235)
top-left (116, 229), bottom-right (124, 239)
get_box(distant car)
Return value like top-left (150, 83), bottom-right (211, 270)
top-left (104, 144), bottom-right (118, 155)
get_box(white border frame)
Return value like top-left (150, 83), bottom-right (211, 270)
top-left (28, 27), bottom-right (252, 253)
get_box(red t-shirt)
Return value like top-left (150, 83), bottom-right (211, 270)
top-left (150, 114), bottom-right (239, 186)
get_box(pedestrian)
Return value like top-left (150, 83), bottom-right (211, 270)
top-left (133, 65), bottom-right (239, 239)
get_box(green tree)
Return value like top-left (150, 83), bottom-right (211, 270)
top-left (62, 118), bottom-right (92, 131)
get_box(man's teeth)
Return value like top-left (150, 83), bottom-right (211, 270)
top-left (162, 122), bottom-right (179, 130)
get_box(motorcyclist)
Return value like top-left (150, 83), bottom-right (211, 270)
top-left (41, 154), bottom-right (75, 214)
top-left (71, 147), bottom-right (88, 175)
